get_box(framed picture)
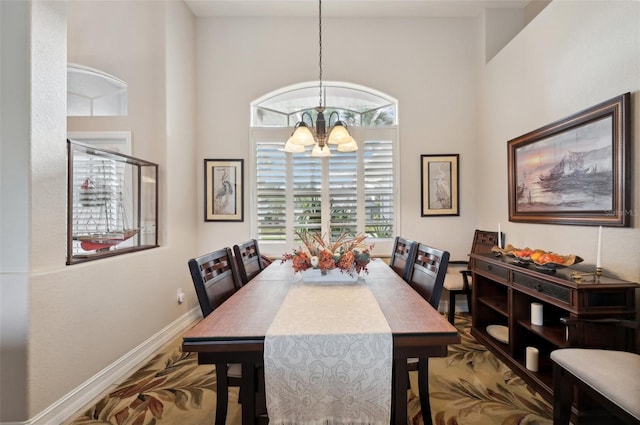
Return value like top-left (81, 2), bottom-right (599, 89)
top-left (421, 154), bottom-right (459, 217)
top-left (508, 93), bottom-right (630, 227)
top-left (204, 159), bottom-right (244, 222)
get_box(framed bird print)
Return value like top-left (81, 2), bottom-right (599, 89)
top-left (204, 159), bottom-right (244, 222)
top-left (420, 154), bottom-right (460, 216)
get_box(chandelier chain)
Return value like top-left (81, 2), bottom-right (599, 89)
top-left (318, 0), bottom-right (323, 108)
top-left (284, 0), bottom-right (356, 156)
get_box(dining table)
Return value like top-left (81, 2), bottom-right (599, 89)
top-left (182, 258), bottom-right (460, 425)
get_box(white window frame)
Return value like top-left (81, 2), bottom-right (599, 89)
top-left (249, 126), bottom-right (400, 258)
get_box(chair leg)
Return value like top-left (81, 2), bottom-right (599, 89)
top-left (465, 289), bottom-right (472, 315)
top-left (215, 363), bottom-right (229, 425)
top-left (448, 290), bottom-right (456, 324)
top-left (552, 363), bottom-right (573, 425)
top-left (418, 358), bottom-right (433, 425)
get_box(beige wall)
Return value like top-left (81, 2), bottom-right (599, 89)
top-left (195, 16), bottom-right (481, 260)
top-left (1, 0), bottom-right (68, 420)
top-left (478, 0), bottom-right (639, 283)
top-left (1, 1), bottom-right (198, 421)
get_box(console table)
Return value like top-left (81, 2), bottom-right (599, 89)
top-left (470, 253), bottom-right (638, 424)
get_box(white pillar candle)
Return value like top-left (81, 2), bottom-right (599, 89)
top-left (498, 223), bottom-right (502, 248)
top-left (531, 302), bottom-right (543, 326)
top-left (596, 226), bottom-right (602, 268)
top-left (526, 347), bottom-right (539, 372)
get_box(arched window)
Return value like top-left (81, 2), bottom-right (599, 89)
top-left (250, 82), bottom-right (399, 254)
top-left (67, 63), bottom-right (127, 116)
top-left (252, 81), bottom-right (396, 127)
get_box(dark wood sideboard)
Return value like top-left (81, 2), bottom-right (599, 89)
top-left (470, 253), bottom-right (638, 424)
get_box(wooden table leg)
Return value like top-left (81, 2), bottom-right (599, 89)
top-left (241, 362), bottom-right (256, 425)
top-left (215, 363), bottom-right (229, 425)
top-left (393, 357), bottom-right (408, 425)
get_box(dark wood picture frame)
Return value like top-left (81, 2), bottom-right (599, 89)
top-left (421, 154), bottom-right (460, 217)
top-left (204, 158), bottom-right (244, 222)
top-left (508, 93), bottom-right (630, 227)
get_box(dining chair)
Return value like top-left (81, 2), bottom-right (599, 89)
top-left (233, 238), bottom-right (265, 285)
top-left (405, 243), bottom-right (450, 425)
top-left (443, 229), bottom-right (501, 324)
top-left (551, 317), bottom-right (640, 425)
top-left (389, 236), bottom-right (418, 282)
top-left (188, 247), bottom-right (241, 317)
top-left (187, 248), bottom-right (264, 425)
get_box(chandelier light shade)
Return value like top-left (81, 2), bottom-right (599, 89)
top-left (311, 142), bottom-right (331, 157)
top-left (283, 139), bottom-right (306, 153)
top-left (285, 0), bottom-right (357, 157)
top-left (337, 139), bottom-right (358, 152)
top-left (286, 122), bottom-right (315, 147)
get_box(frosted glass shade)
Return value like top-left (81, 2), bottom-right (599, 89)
top-left (327, 123), bottom-right (353, 145)
top-left (284, 140), bottom-right (305, 153)
top-left (337, 140), bottom-right (358, 152)
top-left (311, 143), bottom-right (331, 157)
top-left (288, 124), bottom-right (315, 146)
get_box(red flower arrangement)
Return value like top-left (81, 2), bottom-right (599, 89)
top-left (281, 230), bottom-right (373, 275)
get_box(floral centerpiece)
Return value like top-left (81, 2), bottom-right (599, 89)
top-left (281, 230), bottom-right (373, 276)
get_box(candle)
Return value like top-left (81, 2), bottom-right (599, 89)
top-left (526, 347), bottom-right (539, 372)
top-left (531, 303), bottom-right (543, 326)
top-left (596, 226), bottom-right (602, 268)
top-left (498, 223), bottom-right (502, 248)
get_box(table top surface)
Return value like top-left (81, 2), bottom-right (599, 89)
top-left (182, 259), bottom-right (459, 349)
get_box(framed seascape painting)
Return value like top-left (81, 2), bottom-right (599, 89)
top-left (508, 93), bottom-right (630, 227)
top-left (204, 159), bottom-right (244, 222)
top-left (421, 154), bottom-right (460, 217)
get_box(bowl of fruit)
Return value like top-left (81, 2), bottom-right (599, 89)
top-left (496, 244), bottom-right (583, 270)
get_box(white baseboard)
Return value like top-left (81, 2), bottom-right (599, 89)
top-left (5, 308), bottom-right (201, 425)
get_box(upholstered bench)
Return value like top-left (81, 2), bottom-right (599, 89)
top-left (551, 347), bottom-right (640, 424)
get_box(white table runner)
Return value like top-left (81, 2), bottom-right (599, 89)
top-left (264, 282), bottom-right (392, 425)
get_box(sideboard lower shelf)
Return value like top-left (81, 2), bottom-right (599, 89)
top-left (470, 253), bottom-right (638, 424)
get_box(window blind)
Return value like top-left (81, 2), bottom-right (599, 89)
top-left (364, 140), bottom-right (394, 238)
top-left (73, 157), bottom-right (126, 236)
top-left (254, 134), bottom-right (395, 250)
top-left (329, 150), bottom-right (358, 239)
top-left (256, 141), bottom-right (287, 241)
top-left (293, 155), bottom-right (323, 235)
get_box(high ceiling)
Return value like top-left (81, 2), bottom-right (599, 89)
top-left (185, 0), bottom-right (534, 18)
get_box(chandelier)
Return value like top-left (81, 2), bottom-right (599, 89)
top-left (283, 0), bottom-right (357, 157)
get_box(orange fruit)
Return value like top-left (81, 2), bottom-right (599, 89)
top-left (515, 248), bottom-right (534, 258)
top-left (547, 253), bottom-right (564, 264)
top-left (530, 250), bottom-right (545, 262)
top-left (538, 253), bottom-right (564, 264)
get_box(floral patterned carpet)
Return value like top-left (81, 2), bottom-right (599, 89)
top-left (65, 314), bottom-right (552, 425)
